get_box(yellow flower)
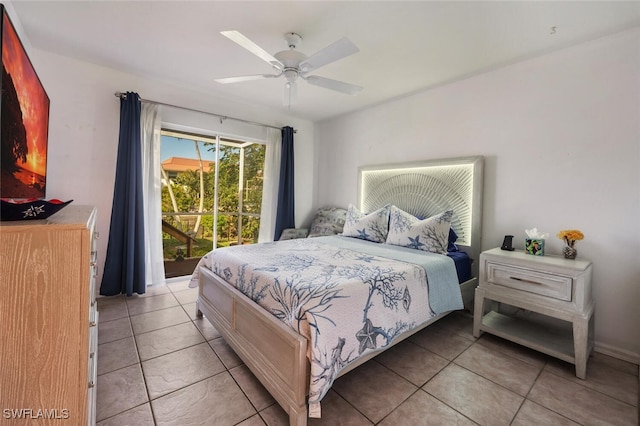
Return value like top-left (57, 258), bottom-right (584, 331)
top-left (557, 229), bottom-right (584, 247)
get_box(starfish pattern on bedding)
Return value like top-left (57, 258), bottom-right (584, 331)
top-left (356, 255), bottom-right (375, 263)
top-left (407, 235), bottom-right (425, 249)
top-left (356, 318), bottom-right (383, 354)
top-left (357, 228), bottom-right (370, 240)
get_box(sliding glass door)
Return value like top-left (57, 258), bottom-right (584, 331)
top-left (160, 129), bottom-right (265, 278)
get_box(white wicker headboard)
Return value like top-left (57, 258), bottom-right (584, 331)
top-left (358, 156), bottom-right (484, 276)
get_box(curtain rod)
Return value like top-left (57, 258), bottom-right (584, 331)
top-left (114, 92), bottom-right (295, 133)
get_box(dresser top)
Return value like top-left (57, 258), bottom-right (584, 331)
top-left (0, 205), bottom-right (96, 231)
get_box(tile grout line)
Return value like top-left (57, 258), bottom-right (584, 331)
top-left (177, 286), bottom-right (272, 426)
top-left (129, 309), bottom-right (157, 426)
top-left (100, 285), bottom-right (206, 425)
top-left (415, 350), bottom-right (478, 425)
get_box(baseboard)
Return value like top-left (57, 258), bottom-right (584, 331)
top-left (165, 275), bottom-right (192, 284)
top-left (594, 341), bottom-right (640, 366)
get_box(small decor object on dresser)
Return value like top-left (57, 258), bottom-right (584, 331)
top-left (0, 198), bottom-right (72, 221)
top-left (500, 235), bottom-right (515, 251)
top-left (557, 229), bottom-right (584, 259)
top-left (524, 227), bottom-right (548, 255)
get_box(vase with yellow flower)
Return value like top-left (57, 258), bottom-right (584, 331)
top-left (557, 229), bottom-right (584, 259)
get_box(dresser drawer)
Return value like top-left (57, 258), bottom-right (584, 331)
top-left (487, 262), bottom-right (572, 301)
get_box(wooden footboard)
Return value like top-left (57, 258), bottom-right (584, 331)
top-left (197, 266), bottom-right (477, 426)
top-left (460, 277), bottom-right (478, 312)
top-left (196, 267), bottom-right (309, 426)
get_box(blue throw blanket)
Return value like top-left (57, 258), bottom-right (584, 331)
top-left (315, 236), bottom-right (462, 314)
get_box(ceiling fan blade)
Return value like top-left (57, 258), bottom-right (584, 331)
top-left (221, 30), bottom-right (283, 70)
top-left (304, 75), bottom-right (363, 95)
top-left (299, 37), bottom-right (359, 73)
top-left (215, 74), bottom-right (280, 84)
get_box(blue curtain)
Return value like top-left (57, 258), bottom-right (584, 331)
top-left (274, 126), bottom-right (295, 240)
top-left (100, 92), bottom-right (146, 296)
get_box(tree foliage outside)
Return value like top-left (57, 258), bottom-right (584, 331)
top-left (161, 137), bottom-right (265, 260)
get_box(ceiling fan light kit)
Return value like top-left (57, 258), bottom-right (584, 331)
top-left (216, 30), bottom-right (363, 106)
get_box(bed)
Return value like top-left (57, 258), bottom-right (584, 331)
top-left (193, 156), bottom-right (484, 425)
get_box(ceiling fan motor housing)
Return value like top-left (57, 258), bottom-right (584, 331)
top-left (274, 49), bottom-right (307, 82)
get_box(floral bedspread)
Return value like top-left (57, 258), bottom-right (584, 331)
top-left (189, 236), bottom-right (462, 404)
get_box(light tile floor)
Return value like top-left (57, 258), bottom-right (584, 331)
top-left (96, 279), bottom-right (639, 425)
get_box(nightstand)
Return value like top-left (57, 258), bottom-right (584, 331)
top-left (473, 247), bottom-right (594, 379)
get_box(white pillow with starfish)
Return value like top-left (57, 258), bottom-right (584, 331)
top-left (342, 204), bottom-right (390, 243)
top-left (386, 206), bottom-right (453, 254)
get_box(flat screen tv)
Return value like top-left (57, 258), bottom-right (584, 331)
top-left (0, 4), bottom-right (50, 199)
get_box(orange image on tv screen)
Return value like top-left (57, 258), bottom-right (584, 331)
top-left (1, 6), bottom-right (50, 199)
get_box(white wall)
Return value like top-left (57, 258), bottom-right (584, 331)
top-left (315, 28), bottom-right (640, 362)
top-left (27, 48), bottom-right (316, 291)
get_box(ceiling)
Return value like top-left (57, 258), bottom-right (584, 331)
top-left (10, 1), bottom-right (640, 122)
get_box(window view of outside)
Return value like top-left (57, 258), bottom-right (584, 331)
top-left (161, 130), bottom-right (265, 278)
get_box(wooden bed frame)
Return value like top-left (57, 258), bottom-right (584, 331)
top-left (196, 156), bottom-right (484, 426)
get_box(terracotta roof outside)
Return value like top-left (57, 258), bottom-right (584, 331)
top-left (161, 157), bottom-right (213, 173)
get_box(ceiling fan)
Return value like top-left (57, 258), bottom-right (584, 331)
top-left (215, 31), bottom-right (363, 106)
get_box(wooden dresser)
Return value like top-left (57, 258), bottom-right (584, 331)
top-left (0, 205), bottom-right (98, 425)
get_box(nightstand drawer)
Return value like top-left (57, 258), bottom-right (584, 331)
top-left (487, 262), bottom-right (572, 301)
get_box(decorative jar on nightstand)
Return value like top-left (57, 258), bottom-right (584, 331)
top-left (472, 247), bottom-right (594, 379)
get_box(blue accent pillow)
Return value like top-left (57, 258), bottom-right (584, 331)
top-left (448, 228), bottom-right (459, 252)
top-left (342, 204), bottom-right (390, 243)
top-left (386, 206), bottom-right (453, 254)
